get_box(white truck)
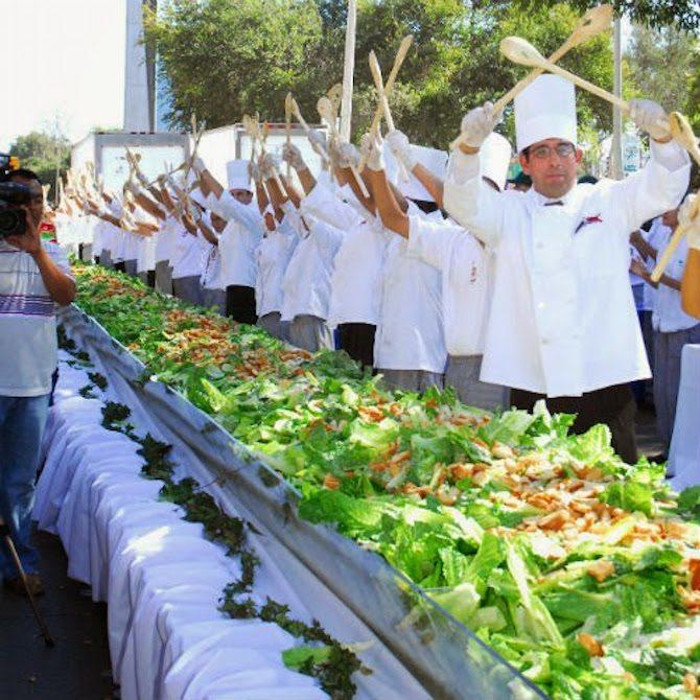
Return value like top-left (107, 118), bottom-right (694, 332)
top-left (71, 131), bottom-right (190, 193)
top-left (197, 122), bottom-right (329, 191)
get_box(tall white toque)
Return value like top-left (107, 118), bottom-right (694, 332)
top-left (515, 74), bottom-right (577, 153)
top-left (394, 145), bottom-right (448, 203)
top-left (226, 159), bottom-right (252, 191)
top-left (480, 133), bottom-right (512, 191)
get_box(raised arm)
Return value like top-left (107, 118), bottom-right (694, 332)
top-left (385, 130), bottom-right (445, 209)
top-left (281, 143), bottom-right (316, 195)
top-left (362, 134), bottom-right (408, 238)
top-left (125, 181), bottom-right (166, 221)
top-left (196, 158), bottom-right (224, 200)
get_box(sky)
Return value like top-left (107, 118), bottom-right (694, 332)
top-left (0, 0), bottom-right (126, 151)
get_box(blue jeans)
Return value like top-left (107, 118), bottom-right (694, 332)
top-left (0, 394), bottom-right (50, 578)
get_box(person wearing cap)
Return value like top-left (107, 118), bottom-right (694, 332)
top-left (246, 161), bottom-right (298, 341)
top-left (361, 133), bottom-right (446, 393)
top-left (444, 75), bottom-right (691, 463)
top-left (197, 159), bottom-right (262, 325)
top-left (383, 129), bottom-right (511, 409)
top-left (260, 153), bottom-right (343, 353)
top-left (193, 209), bottom-right (227, 314)
top-left (285, 139), bottom-right (387, 368)
top-left (170, 203), bottom-right (208, 306)
top-left (507, 170), bottom-right (532, 192)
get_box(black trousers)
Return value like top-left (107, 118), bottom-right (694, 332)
top-left (225, 285), bottom-right (257, 325)
top-left (338, 323), bottom-right (376, 369)
top-left (114, 261), bottom-right (126, 273)
top-left (510, 382), bottom-right (638, 464)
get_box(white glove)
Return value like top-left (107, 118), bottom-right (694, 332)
top-left (260, 152), bottom-right (280, 179)
top-left (307, 129), bottom-right (327, 157)
top-left (458, 101), bottom-right (501, 149)
top-left (628, 99), bottom-right (671, 142)
top-left (248, 160), bottom-right (262, 184)
top-left (192, 156), bottom-right (207, 173)
top-left (361, 133), bottom-right (385, 172)
top-left (336, 142), bottom-right (360, 169)
top-left (125, 180), bottom-right (141, 197)
top-left (679, 193), bottom-right (700, 250)
top-left (282, 143), bottom-right (305, 170)
top-left (385, 130), bottom-right (415, 170)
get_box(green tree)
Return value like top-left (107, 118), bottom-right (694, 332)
top-left (349, 1), bottom-right (613, 148)
top-left (8, 129), bottom-right (71, 200)
top-left (143, 0), bottom-right (326, 130)
top-left (147, 0), bottom-right (616, 151)
top-left (624, 23), bottom-right (699, 114)
top-left (521, 0), bottom-right (700, 32)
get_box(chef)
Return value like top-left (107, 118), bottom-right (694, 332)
top-left (383, 129), bottom-right (512, 409)
top-left (363, 134), bottom-right (446, 393)
top-left (198, 159), bottom-right (262, 325)
top-left (444, 75), bottom-right (691, 462)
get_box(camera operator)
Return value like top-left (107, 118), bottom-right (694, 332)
top-left (0, 168), bottom-right (76, 595)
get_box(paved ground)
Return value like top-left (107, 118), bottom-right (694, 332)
top-left (0, 530), bottom-right (114, 700)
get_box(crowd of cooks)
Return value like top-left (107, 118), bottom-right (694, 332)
top-left (52, 76), bottom-right (700, 466)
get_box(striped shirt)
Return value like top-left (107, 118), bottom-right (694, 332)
top-left (0, 240), bottom-right (73, 396)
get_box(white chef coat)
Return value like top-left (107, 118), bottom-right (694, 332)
top-left (197, 216), bottom-right (223, 290)
top-left (280, 208), bottom-right (344, 322)
top-left (208, 191), bottom-right (263, 288)
top-left (374, 206), bottom-right (446, 373)
top-left (171, 225), bottom-right (207, 280)
top-left (256, 217), bottom-right (298, 317)
top-left (130, 208), bottom-right (158, 272)
top-left (407, 214), bottom-right (491, 356)
top-left (299, 172), bottom-right (362, 231)
top-left (153, 215), bottom-right (176, 263)
top-left (444, 139), bottom-right (691, 397)
top-left (327, 217), bottom-right (389, 327)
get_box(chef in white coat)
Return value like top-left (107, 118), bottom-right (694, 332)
top-left (444, 75), bottom-right (691, 463)
top-left (384, 129), bottom-right (512, 410)
top-left (198, 159), bottom-right (262, 324)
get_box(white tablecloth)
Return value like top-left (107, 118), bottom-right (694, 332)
top-left (35, 352), bottom-right (330, 700)
top-left (669, 344), bottom-right (700, 489)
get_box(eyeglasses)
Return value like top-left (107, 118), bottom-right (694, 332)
top-left (529, 143), bottom-right (576, 160)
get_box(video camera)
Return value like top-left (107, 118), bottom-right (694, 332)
top-left (0, 153), bottom-right (30, 237)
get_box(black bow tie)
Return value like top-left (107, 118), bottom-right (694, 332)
top-left (544, 200), bottom-right (564, 207)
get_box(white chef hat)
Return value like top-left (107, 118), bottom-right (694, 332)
top-left (480, 133), bottom-right (512, 191)
top-left (226, 159), bottom-right (252, 191)
top-left (515, 75), bottom-right (577, 153)
top-left (189, 186), bottom-right (208, 208)
top-left (392, 145), bottom-right (448, 203)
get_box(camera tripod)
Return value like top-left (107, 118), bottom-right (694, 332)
top-left (0, 516), bottom-right (54, 646)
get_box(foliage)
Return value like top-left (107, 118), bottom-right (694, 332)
top-left (530, 0), bottom-right (700, 32)
top-left (624, 23), bottom-right (699, 114)
top-left (145, 0), bottom-right (616, 149)
top-left (8, 129), bottom-right (71, 201)
top-left (143, 0), bottom-right (325, 130)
